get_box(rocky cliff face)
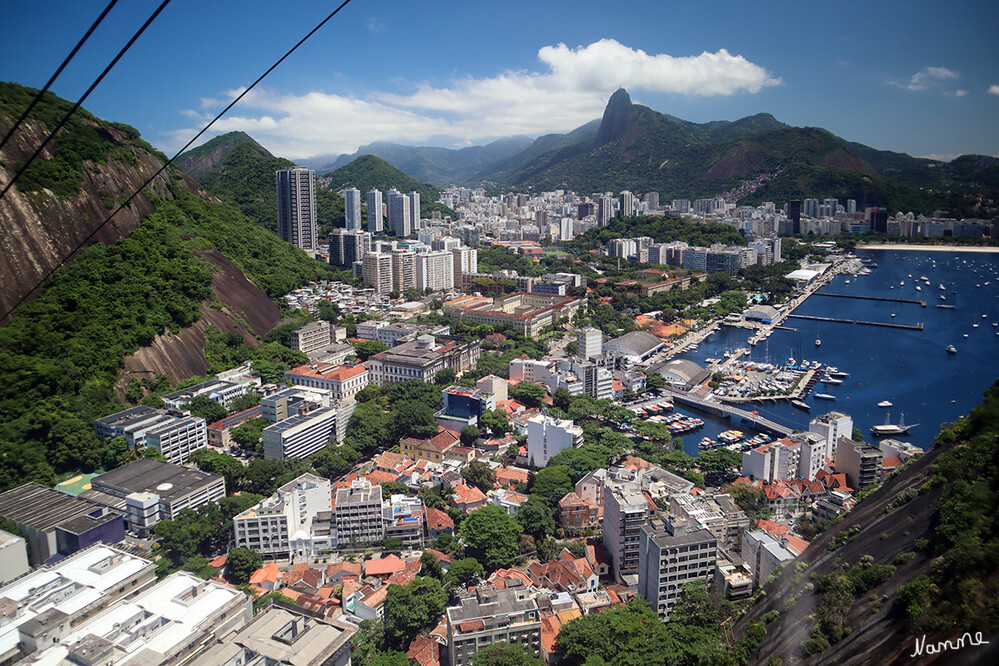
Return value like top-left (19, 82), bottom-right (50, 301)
top-left (0, 110), bottom-right (281, 387)
top-left (0, 116), bottom-right (182, 322)
top-left (596, 88), bottom-right (634, 144)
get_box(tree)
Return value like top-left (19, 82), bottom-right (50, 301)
top-left (461, 461), bottom-right (496, 492)
top-left (419, 551), bottom-right (444, 581)
top-left (479, 409), bottom-right (510, 437)
top-left (383, 577), bottom-right (448, 648)
top-left (434, 368), bottom-right (457, 386)
top-left (555, 596), bottom-right (675, 665)
top-left (722, 483), bottom-right (771, 521)
top-left (515, 496), bottom-right (557, 541)
top-left (645, 372), bottom-right (666, 389)
top-left (531, 466), bottom-right (573, 508)
top-left (355, 384), bottom-right (381, 403)
top-left (381, 482), bottom-right (409, 500)
top-left (445, 557), bottom-right (484, 588)
top-left (228, 392), bottom-right (261, 413)
top-left (231, 417), bottom-right (268, 452)
top-left (187, 448), bottom-right (245, 491)
top-left (510, 381), bottom-right (547, 408)
top-left (459, 506), bottom-right (523, 571)
top-left (471, 642), bottom-right (544, 666)
top-left (391, 402), bottom-right (439, 441)
top-left (460, 425), bottom-right (481, 446)
top-left (227, 547), bottom-right (262, 584)
top-left (186, 395), bottom-right (227, 424)
top-left (354, 339), bottom-right (390, 361)
top-left (696, 449), bottom-right (742, 476)
top-left (553, 387), bottom-right (573, 411)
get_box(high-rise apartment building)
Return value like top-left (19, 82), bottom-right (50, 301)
top-left (391, 250), bottom-right (417, 292)
top-left (334, 478), bottom-right (385, 546)
top-left (578, 326), bottom-right (602, 361)
top-left (526, 414), bottom-right (582, 467)
top-left (363, 253), bottom-right (393, 293)
top-left (367, 188), bottom-right (383, 233)
top-left (638, 519), bottom-right (718, 619)
top-left (344, 187), bottom-right (362, 230)
top-left (276, 167), bottom-right (317, 250)
top-left (387, 189), bottom-right (412, 237)
top-left (407, 191), bottom-right (421, 230)
top-left (329, 229), bottom-right (372, 269)
top-left (809, 411), bottom-right (853, 458)
top-left (618, 190), bottom-right (635, 217)
top-left (415, 250), bottom-right (455, 292)
top-left (452, 246), bottom-right (478, 278)
top-left (603, 480), bottom-right (651, 584)
top-left (597, 196), bottom-right (614, 225)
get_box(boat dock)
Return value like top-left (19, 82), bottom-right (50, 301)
top-left (662, 388), bottom-right (793, 438)
top-left (787, 314), bottom-right (924, 331)
top-left (813, 292), bottom-right (926, 307)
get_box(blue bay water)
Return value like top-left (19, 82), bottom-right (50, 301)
top-left (671, 248), bottom-right (999, 452)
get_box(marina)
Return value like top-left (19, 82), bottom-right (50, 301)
top-left (665, 247), bottom-right (999, 451)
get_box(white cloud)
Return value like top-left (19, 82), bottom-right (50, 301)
top-left (954, 90), bottom-right (968, 97)
top-left (899, 66), bottom-right (959, 91)
top-left (989, 84), bottom-right (999, 95)
top-left (167, 39), bottom-right (781, 159)
top-left (367, 17), bottom-right (384, 33)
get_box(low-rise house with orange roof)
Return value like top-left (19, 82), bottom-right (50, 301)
top-left (583, 538), bottom-right (610, 578)
top-left (450, 483), bottom-right (488, 513)
top-left (373, 451), bottom-right (409, 473)
top-left (249, 562), bottom-right (282, 592)
top-left (760, 481), bottom-right (801, 519)
top-left (558, 492), bottom-right (599, 531)
top-left (494, 465), bottom-right (529, 490)
top-left (425, 506), bottom-right (454, 539)
top-left (527, 558), bottom-right (591, 594)
top-left (365, 553), bottom-right (407, 579)
top-left (401, 426), bottom-right (462, 463)
top-left (344, 583), bottom-right (389, 622)
top-left (408, 634), bottom-right (442, 666)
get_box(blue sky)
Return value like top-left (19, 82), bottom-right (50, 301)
top-left (2, 0), bottom-right (998, 163)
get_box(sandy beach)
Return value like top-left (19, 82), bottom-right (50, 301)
top-left (857, 243), bottom-right (999, 254)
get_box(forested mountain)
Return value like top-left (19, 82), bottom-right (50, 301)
top-left (320, 135), bottom-right (534, 186)
top-left (0, 83), bottom-right (337, 490)
top-left (175, 131), bottom-right (273, 179)
top-left (478, 88), bottom-right (994, 216)
top-left (320, 154), bottom-right (455, 219)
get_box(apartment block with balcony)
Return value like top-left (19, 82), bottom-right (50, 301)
top-left (447, 588), bottom-right (541, 666)
top-left (334, 478), bottom-right (385, 547)
top-left (638, 519), bottom-right (718, 619)
top-left (602, 480), bottom-right (651, 585)
top-left (233, 474), bottom-right (333, 558)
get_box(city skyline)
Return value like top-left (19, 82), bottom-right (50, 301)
top-left (1, 1), bottom-right (998, 163)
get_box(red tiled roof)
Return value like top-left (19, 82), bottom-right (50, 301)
top-left (407, 635), bottom-right (441, 666)
top-left (249, 562), bottom-right (280, 585)
top-left (882, 455), bottom-right (902, 469)
top-left (451, 483), bottom-right (487, 506)
top-left (425, 507), bottom-right (454, 531)
top-left (757, 519), bottom-right (789, 538)
top-left (365, 554), bottom-right (406, 577)
top-left (327, 561), bottom-right (363, 578)
top-left (783, 535), bottom-right (810, 555)
top-left (287, 362), bottom-right (368, 382)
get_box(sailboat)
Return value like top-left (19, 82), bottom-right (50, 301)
top-left (815, 324), bottom-right (821, 347)
top-left (871, 413), bottom-right (916, 437)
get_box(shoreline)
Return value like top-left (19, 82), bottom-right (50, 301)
top-left (856, 243), bottom-right (999, 254)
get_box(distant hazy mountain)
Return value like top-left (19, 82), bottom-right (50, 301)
top-left (320, 136), bottom-right (535, 186)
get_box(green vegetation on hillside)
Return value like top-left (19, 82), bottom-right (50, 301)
top-left (322, 155), bottom-right (449, 219)
top-left (0, 82), bottom-right (165, 198)
top-left (190, 141), bottom-right (347, 239)
top-left (901, 378), bottom-right (999, 633)
top-left (0, 176), bottom-right (342, 489)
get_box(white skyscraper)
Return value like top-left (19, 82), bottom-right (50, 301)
top-left (367, 188), bottom-right (384, 233)
top-left (407, 191), bottom-right (421, 231)
top-left (387, 189), bottom-right (412, 237)
top-left (276, 167), bottom-right (317, 250)
top-left (390, 249), bottom-right (416, 292)
top-left (344, 187), bottom-right (362, 230)
top-left (415, 250), bottom-right (455, 292)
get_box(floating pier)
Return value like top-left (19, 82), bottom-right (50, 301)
top-left (814, 292), bottom-right (926, 307)
top-left (787, 314), bottom-right (923, 330)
